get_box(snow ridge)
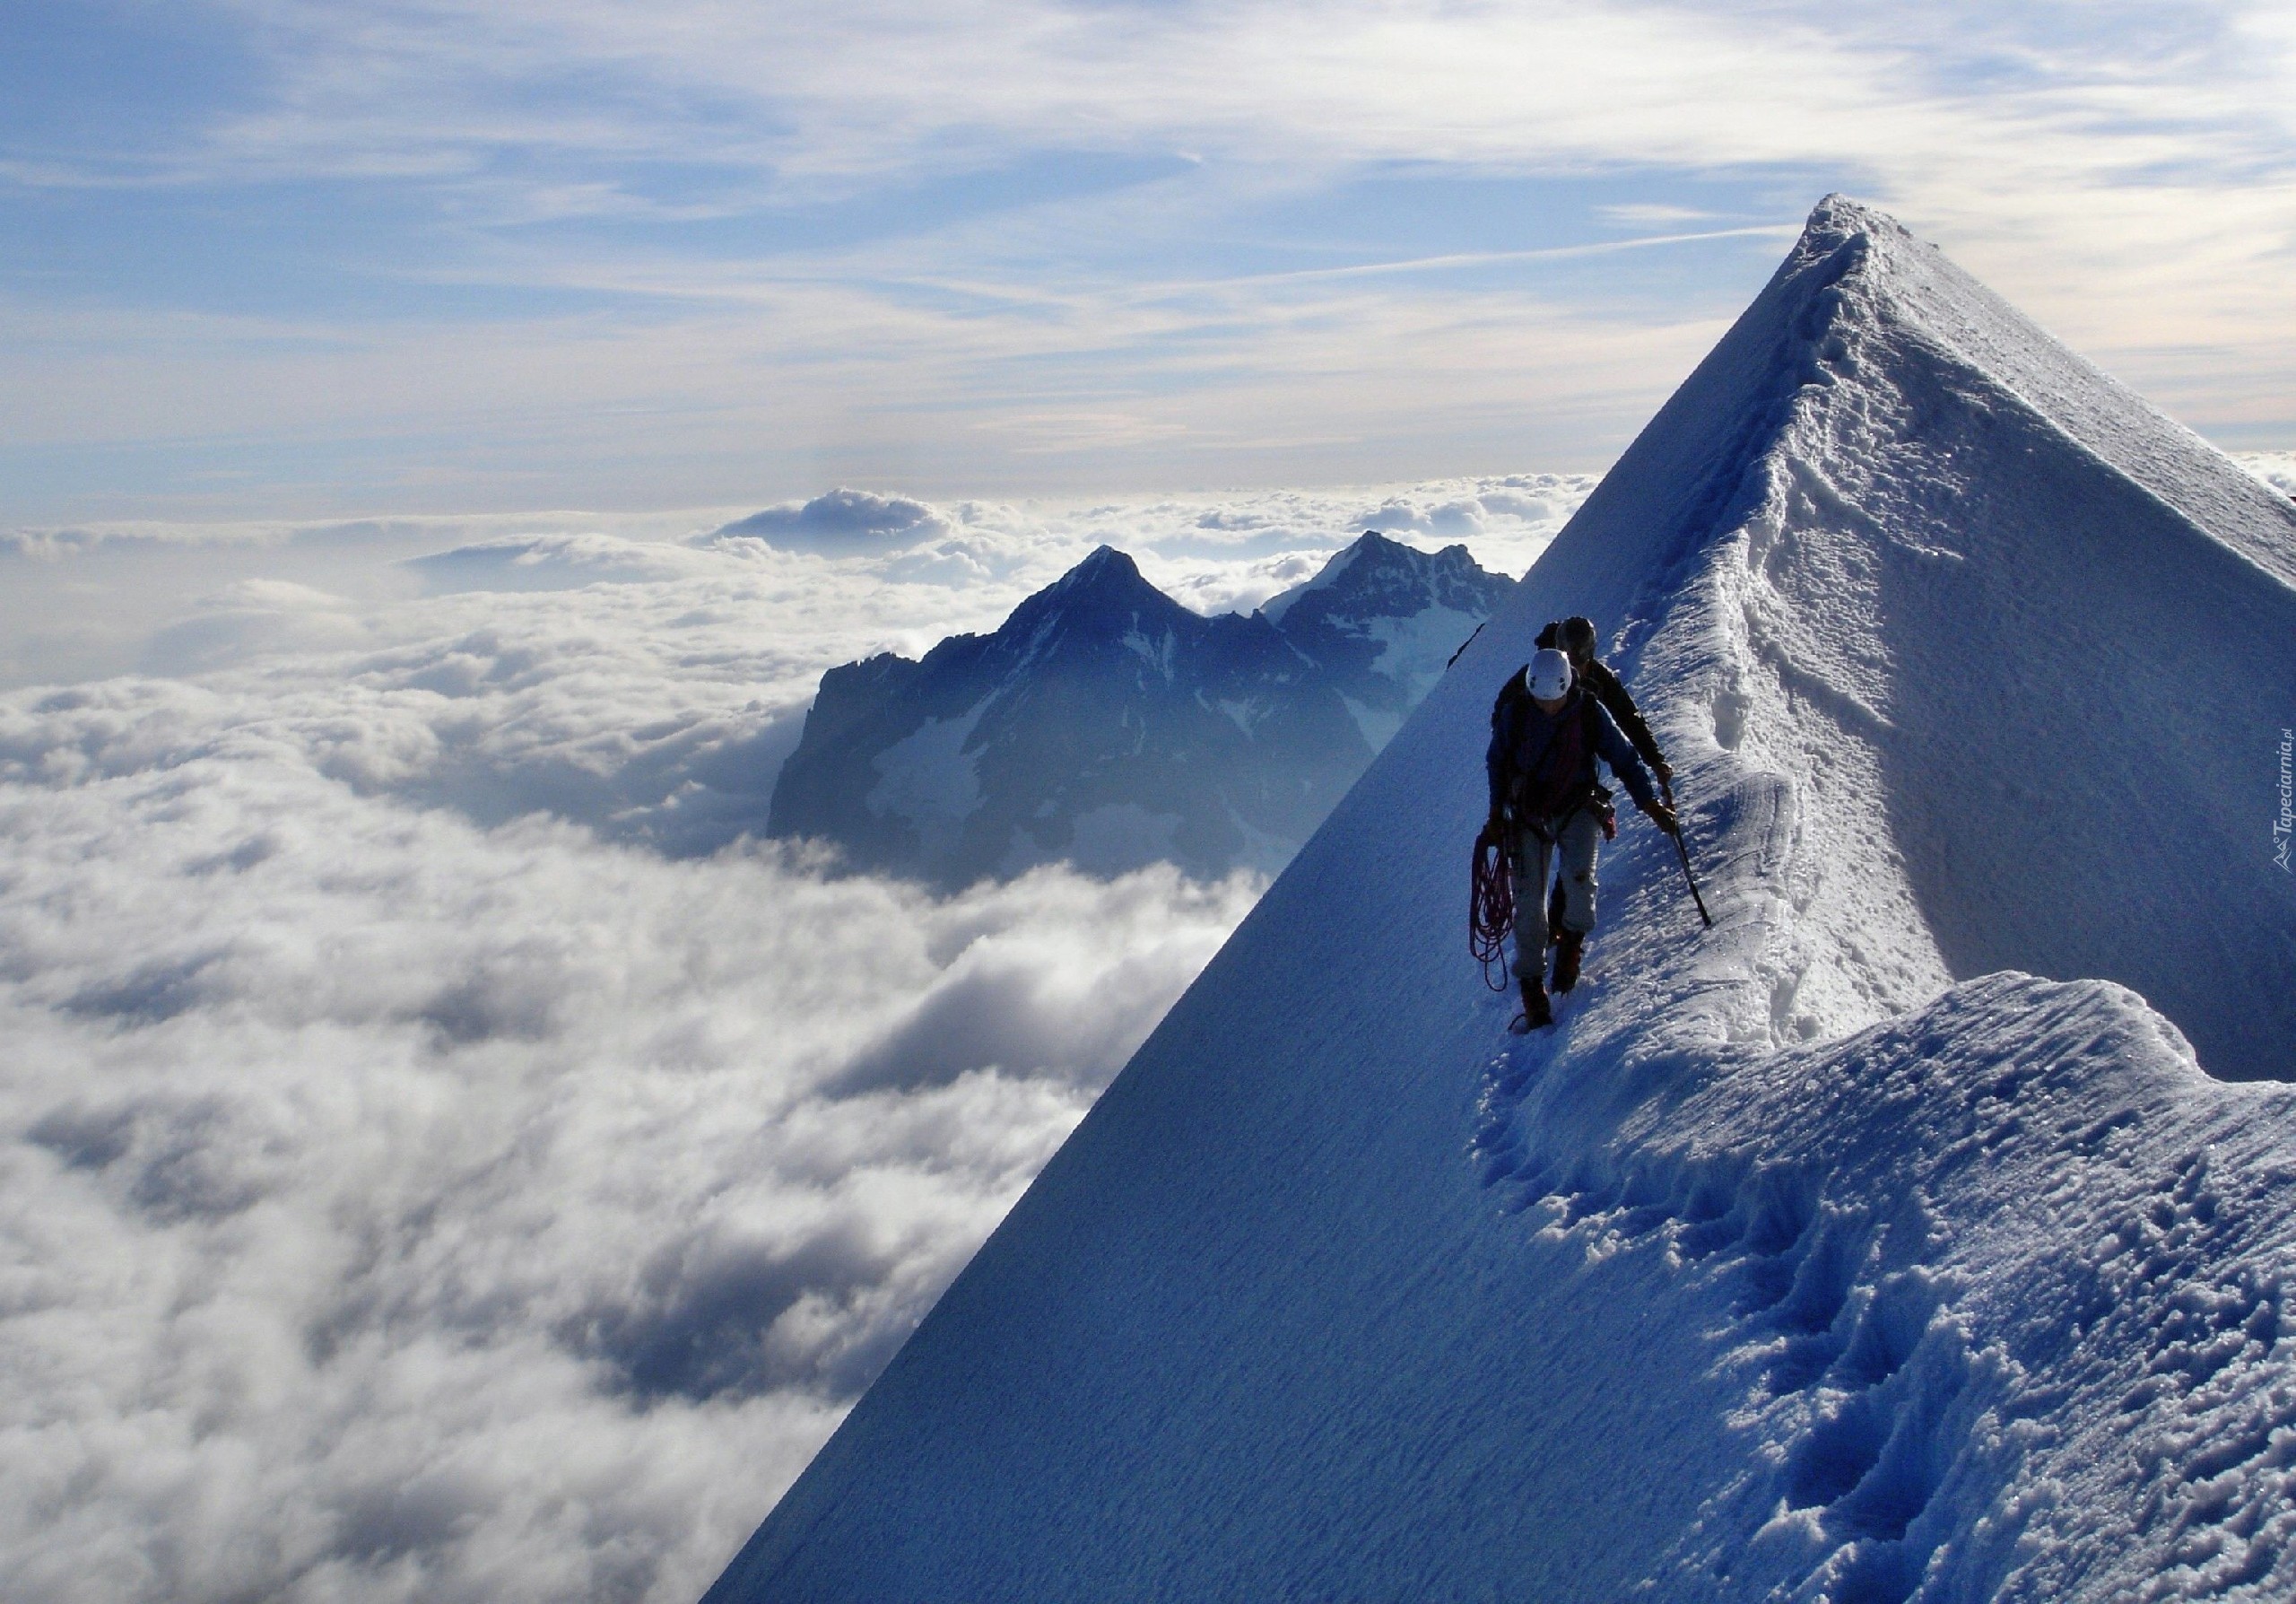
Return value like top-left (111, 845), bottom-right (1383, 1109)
top-left (1477, 972), bottom-right (2296, 1599)
top-left (702, 198), bottom-right (2296, 1603)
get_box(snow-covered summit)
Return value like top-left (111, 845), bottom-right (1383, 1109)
top-left (1555, 191), bottom-right (2296, 1081)
top-left (707, 198), bottom-right (2296, 1600)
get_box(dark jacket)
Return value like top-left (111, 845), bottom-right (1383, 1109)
top-left (1486, 676), bottom-right (1658, 824)
top-left (1535, 621), bottom-right (1666, 777)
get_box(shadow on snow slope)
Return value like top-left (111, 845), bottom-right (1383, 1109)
top-left (702, 198), bottom-right (2296, 1601)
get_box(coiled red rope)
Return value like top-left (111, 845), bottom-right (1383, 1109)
top-left (1469, 820), bottom-right (1514, 992)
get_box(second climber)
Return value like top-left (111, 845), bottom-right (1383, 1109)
top-left (1486, 646), bottom-right (1678, 1031)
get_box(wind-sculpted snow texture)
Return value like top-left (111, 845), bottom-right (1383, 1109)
top-left (705, 198), bottom-right (2296, 1601)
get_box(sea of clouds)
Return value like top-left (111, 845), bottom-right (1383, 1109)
top-left (2244, 450), bottom-right (2296, 499)
top-left (0, 474), bottom-right (1592, 1603)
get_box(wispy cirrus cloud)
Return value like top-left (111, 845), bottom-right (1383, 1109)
top-left (2, 1), bottom-right (2291, 519)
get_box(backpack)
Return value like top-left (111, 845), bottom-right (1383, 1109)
top-left (1489, 665), bottom-right (1531, 737)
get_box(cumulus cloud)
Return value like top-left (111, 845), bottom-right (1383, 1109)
top-left (0, 510), bottom-right (754, 691)
top-left (710, 489), bottom-right (952, 554)
top-left (1, 475), bottom-right (1591, 865)
top-left (2238, 450), bottom-right (2296, 499)
top-left (0, 682), bottom-right (1257, 1602)
top-left (136, 579), bottom-right (374, 676)
top-left (0, 472), bottom-right (1599, 1603)
top-left (2, 471), bottom-right (1590, 699)
top-left (405, 533), bottom-right (724, 593)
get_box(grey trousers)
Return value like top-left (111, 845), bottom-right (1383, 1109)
top-left (1509, 809), bottom-right (1604, 979)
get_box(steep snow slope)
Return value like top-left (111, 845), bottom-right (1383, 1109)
top-left (704, 200), bottom-right (2296, 1600)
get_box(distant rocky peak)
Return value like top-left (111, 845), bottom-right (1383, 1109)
top-left (1263, 529), bottom-right (1513, 632)
top-left (1001, 545), bottom-right (1181, 639)
top-left (1060, 539), bottom-right (1143, 583)
top-left (1057, 545), bottom-right (1156, 598)
top-left (1260, 534), bottom-right (1371, 625)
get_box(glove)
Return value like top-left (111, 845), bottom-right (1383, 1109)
top-left (1643, 800), bottom-right (1681, 837)
top-left (1652, 759), bottom-right (1674, 805)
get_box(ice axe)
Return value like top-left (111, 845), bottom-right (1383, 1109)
top-left (1671, 818), bottom-right (1713, 928)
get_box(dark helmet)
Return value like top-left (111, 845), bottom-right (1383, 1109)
top-left (1558, 615), bottom-right (1597, 661)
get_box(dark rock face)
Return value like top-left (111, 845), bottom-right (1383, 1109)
top-left (1264, 532), bottom-right (1517, 750)
top-left (767, 535), bottom-right (1513, 887)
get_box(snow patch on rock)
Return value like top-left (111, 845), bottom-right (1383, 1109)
top-left (865, 701), bottom-right (987, 848)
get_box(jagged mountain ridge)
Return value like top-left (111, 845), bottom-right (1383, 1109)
top-left (1261, 531), bottom-right (1511, 749)
top-left (707, 197), bottom-right (2296, 1601)
top-left (767, 533), bottom-right (1512, 885)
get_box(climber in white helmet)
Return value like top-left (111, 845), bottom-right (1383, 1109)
top-left (1485, 646), bottom-right (1678, 1031)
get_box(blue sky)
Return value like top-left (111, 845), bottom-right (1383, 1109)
top-left (3, 0), bottom-right (2292, 524)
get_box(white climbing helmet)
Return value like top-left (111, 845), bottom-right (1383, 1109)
top-left (1527, 648), bottom-right (1574, 702)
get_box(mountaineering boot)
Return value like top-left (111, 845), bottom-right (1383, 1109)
top-left (1546, 880), bottom-right (1567, 946)
top-left (1509, 974), bottom-right (1553, 1033)
top-left (1552, 928), bottom-right (1586, 994)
